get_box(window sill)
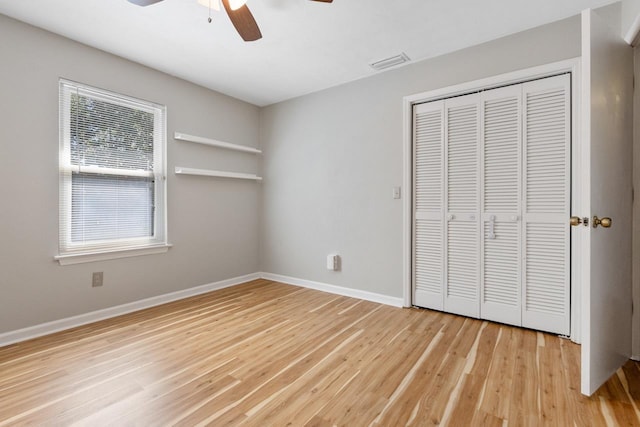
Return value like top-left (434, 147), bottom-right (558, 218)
top-left (55, 244), bottom-right (172, 266)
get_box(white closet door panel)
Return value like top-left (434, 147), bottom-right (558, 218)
top-left (483, 90), bottom-right (520, 213)
top-left (444, 93), bottom-right (480, 318)
top-left (483, 221), bottom-right (520, 324)
top-left (445, 220), bottom-right (479, 317)
top-left (415, 103), bottom-right (444, 212)
top-left (415, 216), bottom-right (443, 309)
top-left (480, 84), bottom-right (522, 326)
top-left (524, 80), bottom-right (570, 214)
top-left (447, 96), bottom-right (480, 213)
top-left (523, 223), bottom-right (569, 332)
top-left (522, 74), bottom-right (570, 335)
top-left (413, 101), bottom-right (444, 310)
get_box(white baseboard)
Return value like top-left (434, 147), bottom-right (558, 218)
top-left (0, 272), bottom-right (403, 348)
top-left (259, 272), bottom-right (404, 308)
top-left (0, 272), bottom-right (261, 348)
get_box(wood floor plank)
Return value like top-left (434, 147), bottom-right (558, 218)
top-left (443, 321), bottom-right (502, 426)
top-left (243, 306), bottom-right (411, 426)
top-left (478, 327), bottom-right (516, 419)
top-left (373, 318), bottom-right (466, 426)
top-left (0, 280), bottom-right (639, 426)
top-left (560, 336), bottom-right (610, 426)
top-left (76, 356), bottom-right (244, 425)
top-left (506, 337), bottom-right (540, 426)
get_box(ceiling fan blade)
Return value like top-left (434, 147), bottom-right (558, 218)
top-left (127, 0), bottom-right (164, 6)
top-left (221, 0), bottom-right (262, 42)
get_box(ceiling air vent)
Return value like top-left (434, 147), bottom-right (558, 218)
top-left (369, 53), bottom-right (410, 71)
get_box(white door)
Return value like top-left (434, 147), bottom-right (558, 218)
top-left (413, 100), bottom-right (444, 310)
top-left (413, 76), bottom-right (571, 333)
top-left (580, 9), bottom-right (633, 395)
top-left (521, 75), bottom-right (571, 335)
top-left (444, 93), bottom-right (481, 318)
top-left (480, 84), bottom-right (522, 326)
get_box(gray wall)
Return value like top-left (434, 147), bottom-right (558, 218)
top-left (259, 16), bottom-right (582, 298)
top-left (0, 15), bottom-right (261, 334)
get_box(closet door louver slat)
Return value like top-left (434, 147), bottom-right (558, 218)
top-left (522, 74), bottom-right (571, 335)
top-left (444, 94), bottom-right (480, 318)
top-left (480, 85), bottom-right (522, 326)
top-left (413, 101), bottom-right (444, 310)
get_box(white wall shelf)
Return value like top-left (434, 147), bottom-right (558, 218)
top-left (174, 132), bottom-right (262, 154)
top-left (175, 167), bottom-right (262, 182)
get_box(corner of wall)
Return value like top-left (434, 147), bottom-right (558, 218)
top-left (256, 106), bottom-right (267, 273)
top-left (632, 45), bottom-right (640, 359)
top-left (622, 0), bottom-right (640, 43)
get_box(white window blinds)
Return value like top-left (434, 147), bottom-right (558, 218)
top-left (58, 80), bottom-right (167, 256)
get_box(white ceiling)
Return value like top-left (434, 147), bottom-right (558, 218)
top-left (0, 0), bottom-right (618, 106)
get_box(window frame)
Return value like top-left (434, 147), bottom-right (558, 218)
top-left (56, 79), bottom-right (169, 265)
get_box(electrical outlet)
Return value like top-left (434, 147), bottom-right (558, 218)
top-left (92, 272), bottom-right (103, 287)
top-left (327, 254), bottom-right (340, 271)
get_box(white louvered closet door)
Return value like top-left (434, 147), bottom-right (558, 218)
top-left (521, 74), bottom-right (571, 335)
top-left (412, 74), bottom-right (570, 335)
top-left (413, 101), bottom-right (444, 310)
top-left (480, 85), bottom-right (522, 326)
top-left (444, 93), bottom-right (481, 318)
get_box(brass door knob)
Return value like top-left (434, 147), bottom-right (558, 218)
top-left (593, 216), bottom-right (612, 228)
top-left (569, 216), bottom-right (582, 226)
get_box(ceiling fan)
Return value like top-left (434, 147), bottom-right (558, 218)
top-left (127, 0), bottom-right (333, 42)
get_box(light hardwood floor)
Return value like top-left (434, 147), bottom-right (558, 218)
top-left (1, 279), bottom-right (640, 426)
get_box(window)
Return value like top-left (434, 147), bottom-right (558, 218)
top-left (57, 80), bottom-right (168, 264)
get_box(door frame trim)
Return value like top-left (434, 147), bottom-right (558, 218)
top-left (402, 57), bottom-right (582, 343)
